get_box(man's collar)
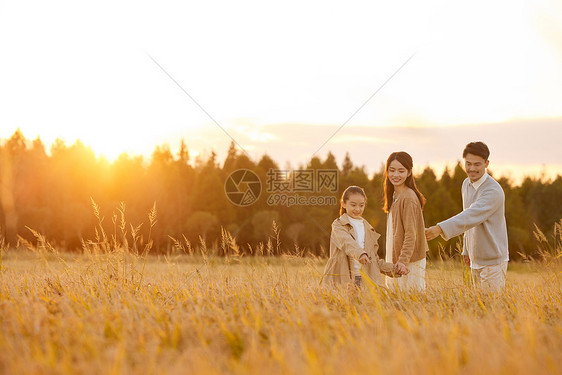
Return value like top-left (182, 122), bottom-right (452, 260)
top-left (470, 171), bottom-right (488, 190)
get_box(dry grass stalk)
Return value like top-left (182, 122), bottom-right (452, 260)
top-left (0, 213), bottom-right (560, 374)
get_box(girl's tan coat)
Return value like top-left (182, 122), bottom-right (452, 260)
top-left (322, 214), bottom-right (394, 287)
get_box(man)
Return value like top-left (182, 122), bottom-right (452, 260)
top-left (425, 141), bottom-right (509, 291)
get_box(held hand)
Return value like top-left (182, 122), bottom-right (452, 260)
top-left (463, 255), bottom-right (471, 266)
top-left (358, 253), bottom-right (371, 265)
top-left (425, 225), bottom-right (443, 241)
top-left (395, 262), bottom-right (410, 275)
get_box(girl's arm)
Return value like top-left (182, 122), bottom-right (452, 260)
top-left (367, 236), bottom-right (395, 274)
top-left (331, 221), bottom-right (367, 260)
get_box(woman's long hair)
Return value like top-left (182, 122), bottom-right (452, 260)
top-left (340, 186), bottom-right (367, 216)
top-left (383, 152), bottom-right (426, 213)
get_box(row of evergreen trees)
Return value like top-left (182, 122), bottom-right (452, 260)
top-left (1, 129), bottom-right (561, 260)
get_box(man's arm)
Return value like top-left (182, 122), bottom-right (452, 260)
top-left (438, 187), bottom-right (502, 240)
top-left (425, 225), bottom-right (442, 241)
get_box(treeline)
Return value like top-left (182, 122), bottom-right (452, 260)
top-left (1, 129), bottom-right (561, 260)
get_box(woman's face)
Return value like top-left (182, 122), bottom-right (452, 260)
top-left (342, 193), bottom-right (366, 219)
top-left (387, 159), bottom-right (410, 188)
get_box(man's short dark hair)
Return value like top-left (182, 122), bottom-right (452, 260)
top-left (463, 141), bottom-right (490, 160)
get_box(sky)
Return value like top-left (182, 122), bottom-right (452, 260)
top-left (1, 0), bottom-right (561, 182)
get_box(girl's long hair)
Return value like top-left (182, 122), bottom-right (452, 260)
top-left (340, 186), bottom-right (367, 216)
top-left (383, 152), bottom-right (426, 213)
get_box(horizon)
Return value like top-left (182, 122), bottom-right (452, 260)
top-left (2, 125), bottom-right (560, 186)
top-left (1, 0), bottom-right (561, 184)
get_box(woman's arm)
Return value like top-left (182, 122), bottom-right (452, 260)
top-left (398, 200), bottom-right (420, 264)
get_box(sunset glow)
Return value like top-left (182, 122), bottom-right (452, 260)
top-left (0, 0), bottom-right (560, 175)
top-left (0, 3), bottom-right (561, 373)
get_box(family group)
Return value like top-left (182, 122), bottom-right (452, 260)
top-left (322, 141), bottom-right (509, 292)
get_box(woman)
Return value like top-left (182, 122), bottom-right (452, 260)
top-left (383, 152), bottom-right (429, 292)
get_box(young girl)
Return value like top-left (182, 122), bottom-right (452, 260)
top-left (322, 185), bottom-right (406, 288)
top-left (383, 152), bottom-right (429, 292)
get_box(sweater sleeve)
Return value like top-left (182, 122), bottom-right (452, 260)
top-left (398, 200), bottom-right (419, 264)
top-left (438, 186), bottom-right (502, 240)
top-left (331, 221), bottom-right (367, 259)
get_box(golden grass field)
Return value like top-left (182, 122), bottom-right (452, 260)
top-left (0, 248), bottom-right (561, 375)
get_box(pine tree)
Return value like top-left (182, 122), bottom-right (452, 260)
top-left (342, 152), bottom-right (353, 177)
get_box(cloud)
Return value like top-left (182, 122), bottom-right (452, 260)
top-left (183, 117), bottom-right (560, 176)
top-left (330, 135), bottom-right (389, 144)
top-left (3, 116), bottom-right (559, 182)
top-left (213, 118), bottom-right (561, 181)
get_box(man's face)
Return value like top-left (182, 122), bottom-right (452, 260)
top-left (464, 153), bottom-right (489, 182)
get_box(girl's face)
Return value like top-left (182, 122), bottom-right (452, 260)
top-left (387, 159), bottom-right (411, 188)
top-left (342, 193), bottom-right (366, 219)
